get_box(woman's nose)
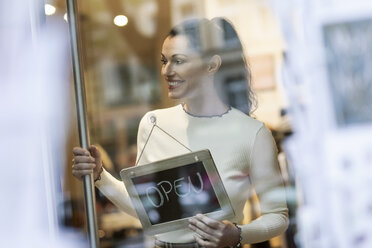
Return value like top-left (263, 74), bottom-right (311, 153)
top-left (162, 63), bottom-right (175, 77)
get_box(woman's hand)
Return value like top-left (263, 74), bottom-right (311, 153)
top-left (189, 214), bottom-right (240, 248)
top-left (72, 145), bottom-right (103, 181)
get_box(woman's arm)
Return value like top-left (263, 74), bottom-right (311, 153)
top-left (72, 145), bottom-right (138, 217)
top-left (95, 169), bottom-right (138, 217)
top-left (73, 113), bottom-right (153, 218)
top-left (188, 124), bottom-right (288, 247)
top-left (240, 124), bottom-right (289, 244)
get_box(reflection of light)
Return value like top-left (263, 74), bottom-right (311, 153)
top-left (113, 15), bottom-right (128, 27)
top-left (195, 191), bottom-right (210, 204)
top-left (63, 13), bottom-right (68, 22)
top-left (98, 229), bottom-right (105, 238)
top-left (44, 4), bottom-right (56, 16)
top-left (148, 209), bottom-right (160, 223)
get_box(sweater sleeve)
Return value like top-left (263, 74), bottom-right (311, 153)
top-left (94, 113), bottom-right (151, 218)
top-left (240, 124), bottom-right (289, 244)
top-left (95, 169), bottom-right (137, 217)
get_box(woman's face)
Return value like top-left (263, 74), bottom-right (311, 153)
top-left (161, 35), bottom-right (209, 99)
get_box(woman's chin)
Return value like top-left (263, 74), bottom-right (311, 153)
top-left (168, 91), bottom-right (183, 99)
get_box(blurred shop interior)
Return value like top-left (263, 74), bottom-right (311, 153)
top-left (50, 0), bottom-right (294, 247)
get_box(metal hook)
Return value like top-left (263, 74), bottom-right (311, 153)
top-left (150, 115), bottom-right (157, 124)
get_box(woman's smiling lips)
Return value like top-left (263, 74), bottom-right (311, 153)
top-left (167, 80), bottom-right (185, 90)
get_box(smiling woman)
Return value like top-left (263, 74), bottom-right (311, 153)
top-left (161, 36), bottom-right (214, 105)
top-left (72, 17), bottom-right (288, 248)
top-left (161, 18), bottom-right (255, 116)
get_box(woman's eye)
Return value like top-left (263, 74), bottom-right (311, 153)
top-left (160, 58), bottom-right (167, 65)
top-left (175, 59), bottom-right (184, 64)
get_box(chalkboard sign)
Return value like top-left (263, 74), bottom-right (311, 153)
top-left (120, 150), bottom-right (235, 235)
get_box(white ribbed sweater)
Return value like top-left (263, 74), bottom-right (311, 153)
top-left (96, 104), bottom-right (288, 244)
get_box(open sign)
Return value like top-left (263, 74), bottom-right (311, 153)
top-left (120, 150), bottom-right (235, 235)
top-left (144, 171), bottom-right (204, 208)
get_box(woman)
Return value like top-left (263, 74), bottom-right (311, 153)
top-left (73, 18), bottom-right (288, 248)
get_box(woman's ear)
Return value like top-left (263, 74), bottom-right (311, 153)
top-left (207, 55), bottom-right (222, 74)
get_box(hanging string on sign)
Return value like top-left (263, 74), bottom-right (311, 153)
top-left (135, 115), bottom-right (192, 166)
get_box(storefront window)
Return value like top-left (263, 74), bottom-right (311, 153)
top-left (63, 0), bottom-right (293, 247)
top-left (4, 0), bottom-right (372, 247)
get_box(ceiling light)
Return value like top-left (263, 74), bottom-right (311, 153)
top-left (44, 4), bottom-right (56, 16)
top-left (113, 15), bottom-right (128, 27)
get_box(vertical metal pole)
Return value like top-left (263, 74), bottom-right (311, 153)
top-left (66, 0), bottom-right (99, 247)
